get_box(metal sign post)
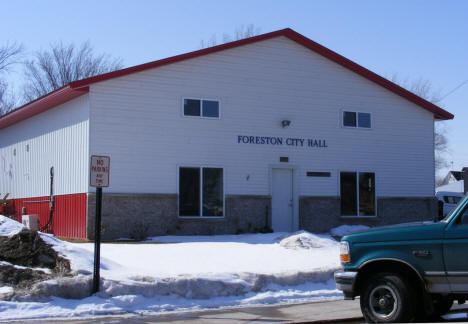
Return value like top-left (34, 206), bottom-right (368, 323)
top-left (93, 186), bottom-right (102, 293)
top-left (90, 155), bottom-right (110, 294)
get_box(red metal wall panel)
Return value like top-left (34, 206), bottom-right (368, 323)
top-left (54, 193), bottom-right (87, 239)
top-left (3, 193), bottom-right (87, 239)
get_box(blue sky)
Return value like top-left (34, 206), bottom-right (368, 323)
top-left (1, 0), bottom-right (467, 176)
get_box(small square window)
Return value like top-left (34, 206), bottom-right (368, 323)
top-left (358, 112), bottom-right (371, 128)
top-left (183, 98), bottom-right (220, 118)
top-left (343, 111), bottom-right (357, 127)
top-left (343, 111), bottom-right (371, 129)
top-left (202, 100), bottom-right (219, 118)
top-left (184, 99), bottom-right (201, 116)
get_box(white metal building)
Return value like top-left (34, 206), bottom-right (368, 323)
top-left (0, 29), bottom-right (453, 239)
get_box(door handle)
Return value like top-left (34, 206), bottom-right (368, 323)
top-left (412, 250), bottom-right (431, 257)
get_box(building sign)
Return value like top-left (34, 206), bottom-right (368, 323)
top-left (90, 155), bottom-right (110, 187)
top-left (237, 135), bottom-right (328, 148)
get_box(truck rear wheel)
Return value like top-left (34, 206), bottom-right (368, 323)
top-left (360, 273), bottom-right (415, 323)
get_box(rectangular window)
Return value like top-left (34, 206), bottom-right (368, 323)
top-left (179, 167), bottom-right (223, 217)
top-left (340, 171), bottom-right (375, 216)
top-left (343, 111), bottom-right (371, 128)
top-left (183, 98), bottom-right (219, 118)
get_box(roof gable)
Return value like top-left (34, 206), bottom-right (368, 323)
top-left (0, 28), bottom-right (453, 130)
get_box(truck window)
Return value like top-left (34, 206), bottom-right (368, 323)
top-left (442, 194), bottom-right (468, 222)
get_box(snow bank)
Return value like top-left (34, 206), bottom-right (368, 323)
top-left (330, 225), bottom-right (370, 237)
top-left (23, 268), bottom-right (337, 301)
top-left (0, 215), bottom-right (107, 276)
top-left (0, 215), bottom-right (24, 237)
top-left (100, 269), bottom-right (335, 300)
top-left (39, 233), bottom-right (117, 276)
top-left (279, 231), bottom-right (336, 250)
top-left (0, 279), bottom-right (342, 321)
top-left (74, 232), bottom-right (340, 278)
top-left (0, 230), bottom-right (343, 321)
top-left (29, 232), bottom-right (340, 300)
top-left (0, 216), bottom-right (90, 273)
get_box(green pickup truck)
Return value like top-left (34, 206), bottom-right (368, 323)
top-left (334, 193), bottom-right (468, 323)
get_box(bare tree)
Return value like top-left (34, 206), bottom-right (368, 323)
top-left (23, 41), bottom-right (123, 102)
top-left (0, 42), bottom-right (23, 115)
top-left (391, 75), bottom-right (443, 103)
top-left (0, 42), bottom-right (23, 72)
top-left (200, 24), bottom-right (261, 48)
top-left (434, 123), bottom-right (449, 171)
top-left (390, 74), bottom-right (449, 173)
top-left (0, 81), bottom-right (18, 115)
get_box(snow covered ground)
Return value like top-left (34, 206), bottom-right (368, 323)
top-left (0, 216), bottom-right (367, 321)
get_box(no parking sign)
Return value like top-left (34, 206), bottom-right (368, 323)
top-left (90, 155), bottom-right (110, 187)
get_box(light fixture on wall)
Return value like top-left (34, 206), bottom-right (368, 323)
top-left (281, 120), bottom-right (291, 128)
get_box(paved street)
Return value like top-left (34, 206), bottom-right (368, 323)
top-left (48, 299), bottom-right (364, 323)
top-left (142, 299), bottom-right (364, 324)
top-left (39, 299), bottom-right (468, 324)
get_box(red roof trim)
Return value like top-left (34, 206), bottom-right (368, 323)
top-left (0, 28), bottom-right (453, 129)
top-left (0, 86), bottom-right (89, 130)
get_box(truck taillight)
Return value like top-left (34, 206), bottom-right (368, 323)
top-left (340, 241), bottom-right (350, 263)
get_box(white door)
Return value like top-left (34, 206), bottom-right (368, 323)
top-left (272, 168), bottom-right (293, 232)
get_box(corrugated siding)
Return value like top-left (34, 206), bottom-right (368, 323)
top-left (0, 95), bottom-right (89, 198)
top-left (3, 193), bottom-right (87, 239)
top-left (53, 193), bottom-right (87, 239)
top-left (89, 36), bottom-right (435, 198)
top-left (0, 95), bottom-right (89, 239)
